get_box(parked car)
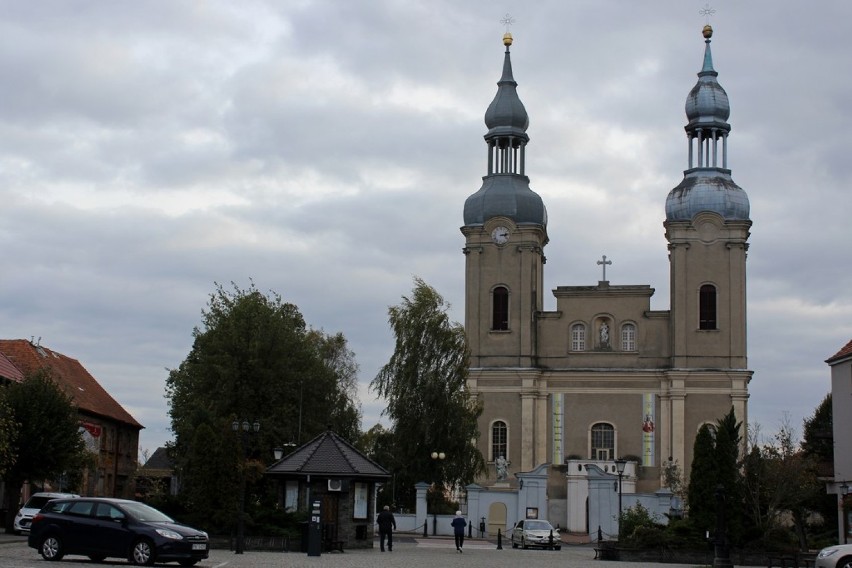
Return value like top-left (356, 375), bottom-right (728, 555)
top-left (509, 519), bottom-right (561, 550)
top-left (28, 497), bottom-right (209, 566)
top-left (815, 543), bottom-right (852, 568)
top-left (14, 492), bottom-right (79, 534)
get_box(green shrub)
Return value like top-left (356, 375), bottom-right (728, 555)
top-left (620, 502), bottom-right (662, 539)
top-left (627, 526), bottom-right (667, 548)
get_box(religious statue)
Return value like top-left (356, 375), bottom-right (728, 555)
top-left (495, 455), bottom-right (510, 481)
top-left (600, 322), bottom-right (609, 346)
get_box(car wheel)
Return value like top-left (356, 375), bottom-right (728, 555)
top-left (40, 535), bottom-right (64, 561)
top-left (521, 537), bottom-right (528, 550)
top-left (178, 560), bottom-right (199, 567)
top-left (554, 545), bottom-right (562, 551)
top-left (511, 539), bottom-right (518, 549)
top-left (836, 556), bottom-right (852, 568)
top-left (130, 538), bottom-right (156, 566)
top-left (88, 555), bottom-right (106, 562)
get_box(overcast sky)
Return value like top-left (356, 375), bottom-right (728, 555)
top-left (2, 1), bottom-right (850, 457)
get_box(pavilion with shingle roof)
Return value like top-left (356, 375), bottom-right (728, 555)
top-left (266, 429), bottom-right (389, 550)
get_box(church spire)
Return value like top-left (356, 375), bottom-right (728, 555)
top-left (463, 33), bottom-right (546, 230)
top-left (483, 32), bottom-right (530, 176)
top-left (665, 24), bottom-right (749, 222)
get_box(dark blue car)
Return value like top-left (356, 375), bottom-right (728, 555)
top-left (28, 497), bottom-right (209, 566)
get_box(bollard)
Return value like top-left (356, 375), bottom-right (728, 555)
top-left (423, 521), bottom-right (428, 538)
top-left (497, 528), bottom-right (503, 550)
top-left (468, 519), bottom-right (472, 538)
top-left (549, 529), bottom-right (554, 548)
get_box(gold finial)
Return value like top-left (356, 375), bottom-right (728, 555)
top-left (702, 24), bottom-right (713, 39)
top-left (503, 32), bottom-right (513, 46)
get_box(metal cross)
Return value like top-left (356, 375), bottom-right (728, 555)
top-left (500, 13), bottom-right (515, 32)
top-left (699, 2), bottom-right (716, 24)
top-left (597, 255), bottom-right (612, 281)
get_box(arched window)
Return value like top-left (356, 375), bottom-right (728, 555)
top-left (590, 423), bottom-right (615, 460)
top-left (621, 323), bottom-right (636, 351)
top-left (492, 286), bottom-right (509, 331)
top-left (571, 323), bottom-right (586, 351)
top-left (699, 284), bottom-right (717, 330)
top-left (491, 420), bottom-right (508, 462)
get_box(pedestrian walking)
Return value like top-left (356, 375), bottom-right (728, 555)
top-left (376, 505), bottom-right (396, 552)
top-left (451, 510), bottom-right (467, 553)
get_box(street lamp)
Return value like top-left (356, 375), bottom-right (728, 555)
top-left (614, 458), bottom-right (627, 540)
top-left (841, 482), bottom-right (849, 545)
top-left (430, 451), bottom-right (445, 536)
top-left (273, 442), bottom-right (297, 461)
top-left (232, 419), bottom-right (260, 555)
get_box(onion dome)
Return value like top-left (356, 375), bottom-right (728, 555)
top-left (665, 25), bottom-right (749, 222)
top-left (464, 33), bottom-right (547, 228)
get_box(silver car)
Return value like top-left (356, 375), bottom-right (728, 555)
top-left (816, 544), bottom-right (852, 568)
top-left (13, 492), bottom-right (79, 534)
top-left (510, 519), bottom-right (561, 550)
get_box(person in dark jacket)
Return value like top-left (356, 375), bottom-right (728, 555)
top-left (451, 510), bottom-right (467, 552)
top-left (376, 505), bottom-right (396, 552)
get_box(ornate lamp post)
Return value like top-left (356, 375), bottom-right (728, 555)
top-left (841, 482), bottom-right (849, 545)
top-left (233, 419), bottom-right (260, 555)
top-left (430, 451), bottom-right (445, 536)
top-left (614, 458), bottom-right (626, 539)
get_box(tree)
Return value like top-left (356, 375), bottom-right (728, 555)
top-left (687, 423), bottom-right (717, 534)
top-left (1, 369), bottom-right (87, 532)
top-left (800, 394), bottom-right (836, 538)
top-left (165, 281), bottom-right (362, 531)
top-left (0, 396), bottom-right (16, 478)
top-left (686, 408), bottom-right (746, 543)
top-left (371, 277), bottom-right (485, 509)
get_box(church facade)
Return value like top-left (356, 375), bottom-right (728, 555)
top-left (462, 26), bottom-right (752, 532)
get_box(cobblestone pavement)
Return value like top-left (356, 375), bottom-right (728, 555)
top-left (0, 534), bottom-right (723, 568)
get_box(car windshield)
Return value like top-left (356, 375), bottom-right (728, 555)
top-left (23, 496), bottom-right (54, 510)
top-left (524, 520), bottom-right (552, 531)
top-left (120, 502), bottom-right (174, 523)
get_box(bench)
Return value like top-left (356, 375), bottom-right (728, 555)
top-left (594, 541), bottom-right (618, 560)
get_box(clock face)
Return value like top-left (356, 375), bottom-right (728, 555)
top-left (491, 226), bottom-right (510, 245)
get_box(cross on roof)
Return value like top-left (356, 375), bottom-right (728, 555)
top-left (597, 255), bottom-right (612, 281)
top-left (500, 13), bottom-right (515, 32)
top-left (700, 2), bottom-right (716, 24)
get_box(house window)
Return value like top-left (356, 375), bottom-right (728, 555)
top-left (621, 323), bottom-right (636, 351)
top-left (284, 480), bottom-right (298, 512)
top-left (571, 323), bottom-right (586, 351)
top-left (491, 420), bottom-right (508, 462)
top-left (591, 423), bottom-right (614, 460)
top-left (699, 284), bottom-right (717, 330)
top-left (492, 287), bottom-right (509, 331)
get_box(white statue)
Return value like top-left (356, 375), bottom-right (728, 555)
top-left (495, 455), bottom-right (510, 481)
top-left (600, 323), bottom-right (609, 345)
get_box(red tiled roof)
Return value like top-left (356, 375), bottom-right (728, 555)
top-left (0, 339), bottom-right (143, 429)
top-left (827, 339), bottom-right (852, 365)
top-left (0, 350), bottom-right (24, 382)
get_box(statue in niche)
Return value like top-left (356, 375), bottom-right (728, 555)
top-left (495, 455), bottom-right (510, 481)
top-left (600, 322), bottom-right (610, 346)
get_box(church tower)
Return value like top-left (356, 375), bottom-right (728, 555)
top-left (461, 25), bottom-right (752, 535)
top-left (664, 24), bottom-right (751, 428)
top-left (461, 33), bottom-right (548, 370)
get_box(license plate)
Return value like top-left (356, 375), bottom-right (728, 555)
top-left (192, 544), bottom-right (207, 551)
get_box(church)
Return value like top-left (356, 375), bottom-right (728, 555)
top-left (462, 24), bottom-right (752, 535)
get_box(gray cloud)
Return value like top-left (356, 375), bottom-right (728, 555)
top-left (1, 1), bottom-right (850, 454)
